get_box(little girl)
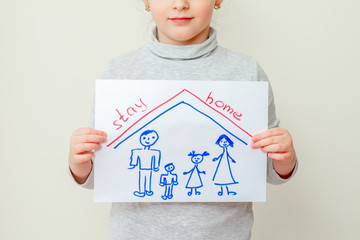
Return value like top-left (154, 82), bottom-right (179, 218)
top-left (69, 1), bottom-right (298, 239)
top-left (183, 151), bottom-right (209, 196)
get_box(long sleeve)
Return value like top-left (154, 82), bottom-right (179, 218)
top-left (68, 97), bottom-right (96, 189)
top-left (68, 165), bottom-right (94, 189)
top-left (255, 62), bottom-right (298, 185)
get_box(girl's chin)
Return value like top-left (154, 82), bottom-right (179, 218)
top-left (159, 29), bottom-right (208, 45)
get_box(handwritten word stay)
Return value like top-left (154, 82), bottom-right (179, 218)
top-left (113, 98), bottom-right (148, 130)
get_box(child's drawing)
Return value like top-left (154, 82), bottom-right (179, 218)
top-left (129, 130), bottom-right (161, 197)
top-left (183, 151), bottom-right (209, 196)
top-left (95, 80), bottom-right (269, 202)
top-left (212, 134), bottom-right (239, 196)
top-left (159, 163), bottom-right (178, 200)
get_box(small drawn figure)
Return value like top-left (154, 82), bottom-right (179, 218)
top-left (183, 151), bottom-right (209, 196)
top-left (159, 163), bottom-right (178, 200)
top-left (212, 134), bottom-right (239, 196)
top-left (129, 130), bottom-right (161, 198)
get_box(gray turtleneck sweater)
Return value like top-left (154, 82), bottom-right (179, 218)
top-left (75, 27), bottom-right (297, 240)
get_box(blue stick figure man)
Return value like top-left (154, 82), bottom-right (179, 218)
top-left (159, 163), bottom-right (178, 200)
top-left (129, 130), bottom-right (161, 198)
top-left (183, 151), bottom-right (209, 196)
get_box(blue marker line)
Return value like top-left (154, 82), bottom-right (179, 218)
top-left (114, 101), bottom-right (184, 148)
top-left (114, 101), bottom-right (247, 149)
top-left (182, 102), bottom-right (248, 146)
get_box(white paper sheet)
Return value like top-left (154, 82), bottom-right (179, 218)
top-left (95, 80), bottom-right (268, 202)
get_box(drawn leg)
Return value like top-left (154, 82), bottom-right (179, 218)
top-left (161, 185), bottom-right (168, 200)
top-left (145, 170), bottom-right (153, 196)
top-left (168, 184), bottom-right (173, 199)
top-left (226, 186), bottom-right (237, 196)
top-left (134, 170), bottom-right (145, 197)
top-left (188, 188), bottom-right (193, 196)
top-left (218, 186), bottom-right (223, 196)
top-left (195, 188), bottom-right (201, 195)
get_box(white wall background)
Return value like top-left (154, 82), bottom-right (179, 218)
top-left (1, 0), bottom-right (359, 239)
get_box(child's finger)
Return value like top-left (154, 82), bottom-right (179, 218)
top-left (251, 135), bottom-right (283, 149)
top-left (73, 142), bottom-right (102, 154)
top-left (252, 128), bottom-right (286, 142)
top-left (75, 134), bottom-right (107, 144)
top-left (260, 143), bottom-right (287, 153)
top-left (268, 152), bottom-right (292, 161)
top-left (74, 128), bottom-right (107, 137)
top-left (73, 152), bottom-right (95, 164)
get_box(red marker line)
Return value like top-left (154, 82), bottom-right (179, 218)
top-left (107, 89), bottom-right (252, 148)
top-left (182, 89), bottom-right (253, 138)
top-left (107, 89), bottom-right (187, 147)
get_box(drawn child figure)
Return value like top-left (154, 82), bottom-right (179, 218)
top-left (129, 130), bottom-right (161, 197)
top-left (212, 134), bottom-right (239, 196)
top-left (159, 163), bottom-right (178, 200)
top-left (69, 1), bottom-right (298, 238)
top-left (183, 151), bottom-right (209, 196)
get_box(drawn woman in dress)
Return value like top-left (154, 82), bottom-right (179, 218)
top-left (212, 134), bottom-right (239, 196)
top-left (183, 151), bottom-right (209, 196)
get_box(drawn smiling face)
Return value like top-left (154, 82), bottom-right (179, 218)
top-left (191, 155), bottom-right (204, 164)
top-left (165, 163), bottom-right (175, 172)
top-left (219, 138), bottom-right (230, 148)
top-left (140, 131), bottom-right (159, 147)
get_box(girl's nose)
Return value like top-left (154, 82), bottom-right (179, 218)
top-left (173, 0), bottom-right (189, 10)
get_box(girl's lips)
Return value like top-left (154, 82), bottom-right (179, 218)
top-left (169, 17), bottom-right (194, 23)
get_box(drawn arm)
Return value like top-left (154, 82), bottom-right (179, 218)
top-left (159, 174), bottom-right (166, 186)
top-left (212, 153), bottom-right (223, 162)
top-left (228, 154), bottom-right (236, 163)
top-left (173, 174), bottom-right (178, 185)
top-left (152, 150), bottom-right (161, 172)
top-left (183, 168), bottom-right (194, 175)
top-left (129, 149), bottom-right (139, 169)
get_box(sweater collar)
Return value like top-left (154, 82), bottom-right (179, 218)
top-left (145, 26), bottom-right (218, 60)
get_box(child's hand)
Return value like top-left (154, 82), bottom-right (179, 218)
top-left (69, 128), bottom-right (107, 184)
top-left (251, 128), bottom-right (296, 179)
